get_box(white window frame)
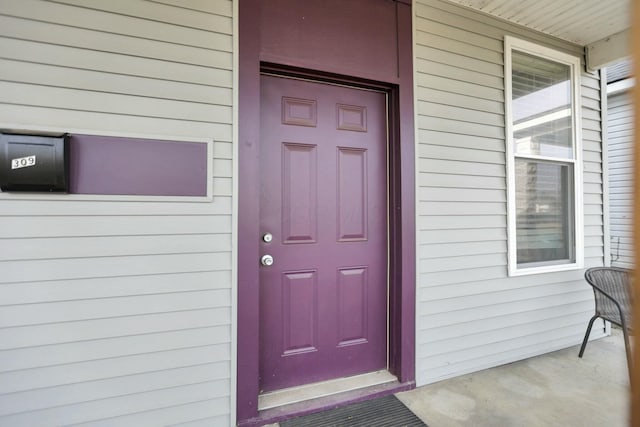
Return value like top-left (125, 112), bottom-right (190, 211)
top-left (505, 36), bottom-right (584, 276)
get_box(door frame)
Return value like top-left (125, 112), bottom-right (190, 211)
top-left (237, 1), bottom-right (416, 423)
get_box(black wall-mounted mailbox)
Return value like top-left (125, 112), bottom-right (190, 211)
top-left (0, 133), bottom-right (70, 192)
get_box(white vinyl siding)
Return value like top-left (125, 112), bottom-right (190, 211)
top-left (0, 1), bottom-right (235, 426)
top-left (607, 89), bottom-right (634, 269)
top-left (415, 0), bottom-right (604, 386)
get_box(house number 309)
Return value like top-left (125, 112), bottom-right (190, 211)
top-left (11, 155), bottom-right (36, 170)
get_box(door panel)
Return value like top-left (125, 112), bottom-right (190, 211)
top-left (282, 143), bottom-right (317, 243)
top-left (337, 147), bottom-right (368, 241)
top-left (259, 75), bottom-right (387, 392)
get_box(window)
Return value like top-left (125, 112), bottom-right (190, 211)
top-left (505, 37), bottom-right (583, 275)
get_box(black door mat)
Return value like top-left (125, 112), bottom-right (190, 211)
top-left (280, 394), bottom-right (427, 427)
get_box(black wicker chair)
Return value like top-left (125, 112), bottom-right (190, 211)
top-left (579, 267), bottom-right (633, 376)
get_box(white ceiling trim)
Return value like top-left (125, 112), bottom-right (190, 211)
top-left (442, 0), bottom-right (631, 69)
top-left (443, 0), bottom-right (630, 45)
top-left (586, 29), bottom-right (631, 71)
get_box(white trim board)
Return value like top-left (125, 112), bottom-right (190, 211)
top-left (607, 78), bottom-right (635, 95)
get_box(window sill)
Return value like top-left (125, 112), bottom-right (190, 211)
top-left (508, 261), bottom-right (583, 277)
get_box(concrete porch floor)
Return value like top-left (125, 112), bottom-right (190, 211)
top-left (268, 329), bottom-right (629, 426)
top-left (397, 328), bottom-right (629, 426)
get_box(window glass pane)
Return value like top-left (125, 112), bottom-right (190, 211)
top-left (512, 51), bottom-right (573, 159)
top-left (515, 159), bottom-right (575, 266)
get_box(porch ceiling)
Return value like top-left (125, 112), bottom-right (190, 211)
top-left (443, 0), bottom-right (631, 69)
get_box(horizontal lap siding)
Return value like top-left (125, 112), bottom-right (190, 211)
top-left (583, 72), bottom-right (605, 270)
top-left (607, 90), bottom-right (634, 268)
top-left (415, 0), bottom-right (603, 386)
top-left (0, 1), bottom-right (234, 426)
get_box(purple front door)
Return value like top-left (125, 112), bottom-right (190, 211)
top-left (259, 75), bottom-right (388, 393)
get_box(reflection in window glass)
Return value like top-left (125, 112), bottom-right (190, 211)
top-left (512, 51), bottom-right (573, 159)
top-left (515, 159), bottom-right (575, 266)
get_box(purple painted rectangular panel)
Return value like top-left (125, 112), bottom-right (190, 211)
top-left (283, 270), bottom-right (318, 355)
top-left (337, 148), bottom-right (367, 241)
top-left (338, 104), bottom-right (367, 132)
top-left (260, 0), bottom-right (398, 83)
top-left (283, 97), bottom-right (318, 127)
top-left (282, 143), bottom-right (317, 243)
top-left (338, 267), bottom-right (368, 347)
top-left (69, 134), bottom-right (208, 196)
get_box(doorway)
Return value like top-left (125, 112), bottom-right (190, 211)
top-left (237, 1), bottom-right (416, 423)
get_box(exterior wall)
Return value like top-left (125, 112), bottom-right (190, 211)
top-left (0, 0), bottom-right (613, 423)
top-left (607, 89), bottom-right (634, 269)
top-left (414, 0), bottom-right (605, 385)
top-left (0, 1), bottom-right (235, 426)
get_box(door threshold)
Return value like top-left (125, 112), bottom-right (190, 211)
top-left (258, 370), bottom-right (396, 410)
top-left (240, 378), bottom-right (414, 427)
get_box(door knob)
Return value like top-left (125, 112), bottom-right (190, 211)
top-left (261, 254), bottom-right (274, 266)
